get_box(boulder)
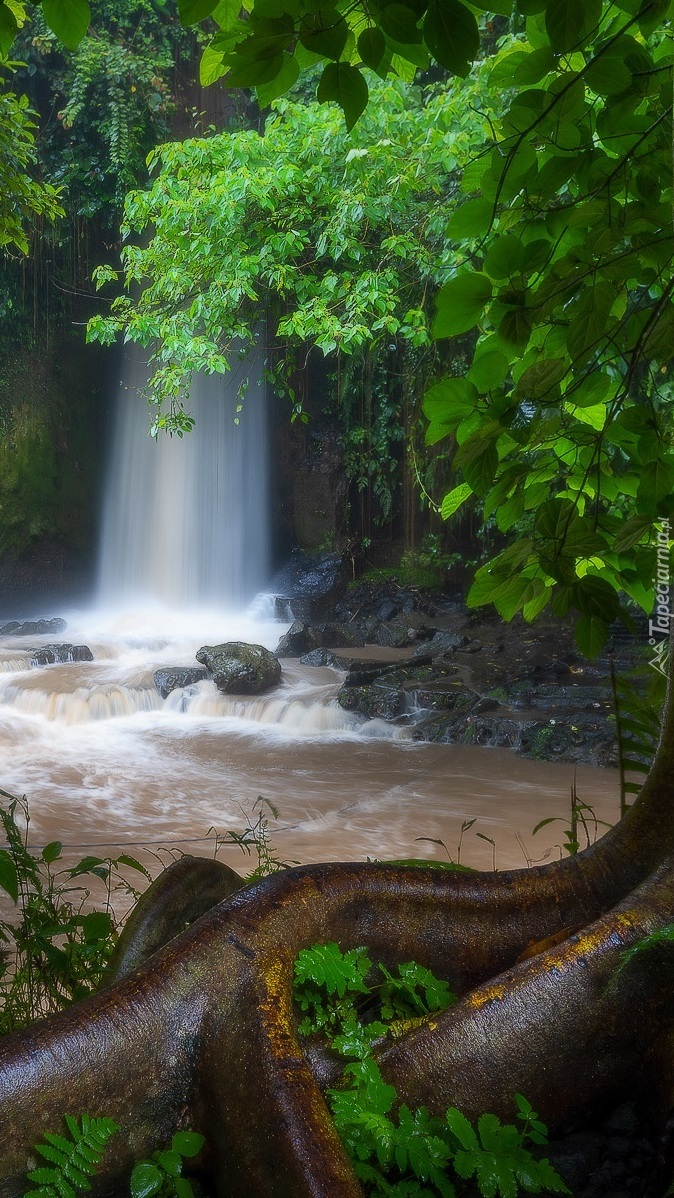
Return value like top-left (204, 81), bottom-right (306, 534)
top-left (29, 644), bottom-right (93, 666)
top-left (0, 617), bottom-right (67, 637)
top-left (196, 642), bottom-right (281, 695)
top-left (316, 622), bottom-right (364, 649)
top-left (371, 619), bottom-right (414, 649)
top-left (154, 666), bottom-right (208, 699)
top-left (300, 648), bottom-right (338, 667)
top-left (413, 629), bottom-right (468, 658)
top-left (275, 622), bottom-right (323, 658)
top-left (269, 551), bottom-right (348, 622)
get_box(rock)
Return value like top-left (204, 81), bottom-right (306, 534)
top-left (316, 622), bottom-right (364, 649)
top-left (376, 599), bottom-right (398, 622)
top-left (0, 617), bottom-right (67, 637)
top-left (337, 679), bottom-right (406, 720)
top-left (29, 644), bottom-right (93, 666)
top-left (371, 619), bottom-right (414, 648)
top-left (196, 642), bottom-right (281, 695)
top-left (275, 622), bottom-right (323, 658)
top-left (154, 667), bottom-right (208, 699)
top-left (413, 629), bottom-right (467, 658)
top-left (269, 551), bottom-right (348, 622)
top-left (300, 648), bottom-right (338, 667)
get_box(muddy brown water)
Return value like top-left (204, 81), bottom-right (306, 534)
top-left (0, 606), bottom-right (620, 911)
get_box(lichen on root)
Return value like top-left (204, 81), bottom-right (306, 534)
top-left (1, 665), bottom-right (674, 1197)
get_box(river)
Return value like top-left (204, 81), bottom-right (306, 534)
top-left (0, 603), bottom-right (620, 887)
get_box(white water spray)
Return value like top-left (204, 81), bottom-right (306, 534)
top-left (97, 349), bottom-right (270, 608)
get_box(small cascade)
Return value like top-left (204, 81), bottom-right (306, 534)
top-left (1, 683), bottom-right (162, 724)
top-left (98, 348), bottom-right (270, 608)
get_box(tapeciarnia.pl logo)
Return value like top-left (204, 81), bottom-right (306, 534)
top-left (648, 518), bottom-right (671, 677)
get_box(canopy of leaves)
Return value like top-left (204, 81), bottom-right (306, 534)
top-left (28, 0), bottom-right (674, 655)
top-left (87, 71), bottom-right (498, 433)
top-left (0, 72), bottom-right (63, 255)
top-left (423, 2), bottom-right (674, 656)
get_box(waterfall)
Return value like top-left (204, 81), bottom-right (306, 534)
top-left (97, 348), bottom-right (270, 608)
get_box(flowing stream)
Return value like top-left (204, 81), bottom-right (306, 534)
top-left (0, 606), bottom-right (620, 879)
top-left (0, 355), bottom-right (620, 884)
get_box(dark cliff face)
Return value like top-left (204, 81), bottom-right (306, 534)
top-left (0, 328), bottom-right (109, 613)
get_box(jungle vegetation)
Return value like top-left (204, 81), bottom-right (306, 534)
top-left (0, 4), bottom-right (673, 1197)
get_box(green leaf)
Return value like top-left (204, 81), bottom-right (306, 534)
top-left (178, 0), bottom-right (217, 25)
top-left (300, 7), bottom-right (348, 60)
top-left (41, 840), bottom-right (63, 865)
top-left (574, 612), bottom-right (608, 657)
top-left (441, 482), bottom-right (473, 519)
top-left (0, 1), bottom-right (18, 55)
top-left (199, 43), bottom-right (226, 85)
top-left (613, 516), bottom-right (653, 553)
top-left (422, 378), bottom-right (477, 427)
top-left (171, 1132), bottom-right (205, 1158)
top-left (432, 272), bottom-right (493, 339)
top-left (317, 63), bottom-right (369, 131)
top-left (130, 1162), bottom-right (164, 1198)
top-left (483, 236), bottom-right (525, 281)
top-left (516, 358), bottom-right (566, 400)
top-left (446, 1107), bottom-right (479, 1152)
top-left (0, 849), bottom-right (18, 903)
top-left (446, 197), bottom-right (494, 240)
top-left (455, 437), bottom-right (498, 497)
top-left (256, 53), bottom-right (300, 106)
top-left (514, 46), bottom-right (555, 84)
top-left (358, 27), bottom-right (387, 73)
top-left (224, 50), bottom-right (284, 86)
top-left (498, 306), bottom-right (533, 352)
top-left (80, 911), bottom-right (113, 941)
top-left (378, 4), bottom-right (422, 45)
top-left (546, 0), bottom-right (602, 51)
top-left (42, 0), bottom-right (90, 48)
top-left (423, 0), bottom-right (479, 77)
top-left (468, 349), bottom-right (510, 391)
top-left (638, 459), bottom-right (674, 511)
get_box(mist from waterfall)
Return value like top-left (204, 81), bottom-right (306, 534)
top-left (97, 348), bottom-right (270, 608)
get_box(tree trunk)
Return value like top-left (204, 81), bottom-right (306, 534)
top-left (1, 666), bottom-right (673, 1196)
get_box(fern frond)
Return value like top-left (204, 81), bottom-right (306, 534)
top-left (26, 1115), bottom-right (119, 1198)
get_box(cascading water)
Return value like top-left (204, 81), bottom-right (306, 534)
top-left (97, 348), bottom-right (270, 608)
top-left (0, 345), bottom-right (620, 880)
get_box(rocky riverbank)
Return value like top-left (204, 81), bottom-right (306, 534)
top-left (270, 564), bottom-right (646, 769)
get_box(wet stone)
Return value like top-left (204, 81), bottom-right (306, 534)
top-left (0, 617), bottom-right (67, 637)
top-left (275, 621), bottom-right (323, 658)
top-left (196, 642), bottom-right (282, 695)
top-left (29, 644), bottom-right (93, 666)
top-left (300, 648), bottom-right (338, 667)
top-left (154, 666), bottom-right (208, 699)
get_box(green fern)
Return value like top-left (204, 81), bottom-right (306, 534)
top-left (611, 665), bottom-right (664, 817)
top-left (446, 1107), bottom-right (569, 1198)
top-left (24, 1114), bottom-right (119, 1198)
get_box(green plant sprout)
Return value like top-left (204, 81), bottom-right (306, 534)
top-left (23, 1114), bottom-right (120, 1198)
top-left (293, 943), bottom-right (569, 1197)
top-left (532, 781), bottom-right (609, 858)
top-left (129, 1131), bottom-right (205, 1198)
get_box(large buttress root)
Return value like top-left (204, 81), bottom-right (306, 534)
top-left (0, 663), bottom-right (673, 1197)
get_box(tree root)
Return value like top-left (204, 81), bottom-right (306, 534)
top-left (1, 665), bottom-right (673, 1196)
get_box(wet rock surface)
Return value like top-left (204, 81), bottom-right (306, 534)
top-left (28, 643), bottom-right (93, 666)
top-left (273, 578), bottom-right (639, 767)
top-left (153, 666), bottom-right (209, 699)
top-left (196, 641), bottom-right (282, 695)
top-left (0, 617), bottom-right (67, 637)
top-left (268, 550), bottom-right (349, 622)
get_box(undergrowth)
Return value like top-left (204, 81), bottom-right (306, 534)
top-left (23, 1117), bottom-right (204, 1198)
top-left (293, 942), bottom-right (569, 1198)
top-left (0, 790), bottom-right (292, 1034)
